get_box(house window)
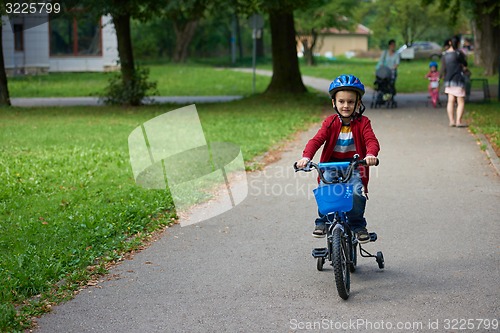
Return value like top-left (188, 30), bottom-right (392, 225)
top-left (13, 24), bottom-right (23, 51)
top-left (49, 13), bottom-right (102, 56)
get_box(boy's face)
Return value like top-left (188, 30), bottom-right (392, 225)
top-left (333, 90), bottom-right (359, 119)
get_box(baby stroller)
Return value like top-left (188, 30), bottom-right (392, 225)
top-left (371, 65), bottom-right (397, 108)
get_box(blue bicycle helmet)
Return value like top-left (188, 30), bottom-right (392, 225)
top-left (328, 74), bottom-right (365, 98)
top-left (429, 61), bottom-right (438, 68)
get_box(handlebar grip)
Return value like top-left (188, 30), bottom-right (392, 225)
top-left (293, 161), bottom-right (313, 172)
top-left (359, 158), bottom-right (379, 166)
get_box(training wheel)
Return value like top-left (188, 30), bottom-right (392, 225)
top-left (376, 251), bottom-right (384, 269)
top-left (317, 257), bottom-right (325, 271)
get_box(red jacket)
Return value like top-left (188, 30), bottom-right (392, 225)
top-left (302, 114), bottom-right (380, 192)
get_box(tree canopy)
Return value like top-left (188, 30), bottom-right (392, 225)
top-left (355, 0), bottom-right (468, 48)
top-left (295, 0), bottom-right (357, 65)
top-left (421, 0), bottom-right (500, 75)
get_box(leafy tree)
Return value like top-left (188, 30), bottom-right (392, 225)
top-left (423, 0), bottom-right (500, 75)
top-left (254, 0), bottom-right (308, 94)
top-left (162, 0), bottom-right (208, 63)
top-left (355, 0), bottom-right (459, 49)
top-left (132, 0), bottom-right (309, 94)
top-left (190, 9), bottom-right (238, 59)
top-left (69, 0), bottom-right (162, 105)
top-left (295, 0), bottom-right (357, 66)
top-left (143, 0), bottom-right (250, 63)
top-left (394, 0), bottom-right (442, 45)
top-left (131, 17), bottom-right (175, 59)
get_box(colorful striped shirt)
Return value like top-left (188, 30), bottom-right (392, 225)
top-left (332, 125), bottom-right (356, 161)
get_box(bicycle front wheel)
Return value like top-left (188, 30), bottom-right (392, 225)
top-left (332, 227), bottom-right (350, 300)
top-left (349, 241), bottom-right (357, 273)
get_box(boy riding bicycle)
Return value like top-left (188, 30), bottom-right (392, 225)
top-left (295, 75), bottom-right (380, 243)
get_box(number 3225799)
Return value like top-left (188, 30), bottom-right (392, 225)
top-left (5, 2), bottom-right (61, 14)
top-left (443, 318), bottom-right (498, 330)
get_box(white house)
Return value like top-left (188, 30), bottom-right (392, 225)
top-left (2, 13), bottom-right (118, 74)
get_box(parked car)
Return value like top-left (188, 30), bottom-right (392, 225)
top-left (398, 41), bottom-right (443, 60)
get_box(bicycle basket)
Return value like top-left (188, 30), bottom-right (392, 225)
top-left (313, 183), bottom-right (354, 215)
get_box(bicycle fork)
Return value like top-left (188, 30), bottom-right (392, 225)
top-left (312, 222), bottom-right (354, 266)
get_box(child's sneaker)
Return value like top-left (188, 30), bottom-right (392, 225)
top-left (356, 228), bottom-right (370, 243)
top-left (312, 224), bottom-right (326, 238)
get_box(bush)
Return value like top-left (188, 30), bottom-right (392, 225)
top-left (100, 66), bottom-right (158, 106)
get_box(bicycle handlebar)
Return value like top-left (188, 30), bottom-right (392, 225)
top-left (293, 154), bottom-right (379, 184)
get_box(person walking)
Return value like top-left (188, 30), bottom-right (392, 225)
top-left (441, 36), bottom-right (468, 127)
top-left (376, 39), bottom-right (400, 94)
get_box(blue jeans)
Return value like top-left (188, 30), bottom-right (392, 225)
top-left (315, 170), bottom-right (367, 232)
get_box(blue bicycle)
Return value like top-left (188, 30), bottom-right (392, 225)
top-left (294, 154), bottom-right (384, 300)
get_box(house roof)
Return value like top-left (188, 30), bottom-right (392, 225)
top-left (321, 24), bottom-right (371, 35)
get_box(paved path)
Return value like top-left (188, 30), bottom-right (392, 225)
top-left (236, 68), bottom-right (489, 108)
top-left (34, 75), bottom-right (499, 332)
top-left (10, 95), bottom-right (243, 107)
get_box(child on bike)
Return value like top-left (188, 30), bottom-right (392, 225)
top-left (295, 75), bottom-right (380, 243)
top-left (425, 61), bottom-right (440, 107)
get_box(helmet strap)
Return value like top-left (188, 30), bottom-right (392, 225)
top-left (357, 100), bottom-right (366, 117)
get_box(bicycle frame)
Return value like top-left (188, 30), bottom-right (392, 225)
top-left (294, 154), bottom-right (384, 300)
top-left (324, 212), bottom-right (356, 266)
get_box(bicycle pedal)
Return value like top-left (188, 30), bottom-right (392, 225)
top-left (369, 232), bottom-right (378, 242)
top-left (312, 247), bottom-right (328, 258)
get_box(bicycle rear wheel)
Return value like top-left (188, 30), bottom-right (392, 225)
top-left (332, 227), bottom-right (350, 300)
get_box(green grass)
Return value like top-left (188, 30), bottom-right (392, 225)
top-left (8, 72), bottom-right (109, 98)
top-left (0, 94), bottom-right (324, 332)
top-left (8, 64), bottom-right (271, 98)
top-left (465, 101), bottom-right (500, 153)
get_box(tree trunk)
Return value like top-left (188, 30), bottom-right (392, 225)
top-left (471, 20), bottom-right (482, 67)
top-left (265, 10), bottom-right (307, 95)
top-left (301, 29), bottom-right (318, 66)
top-left (113, 13), bottom-right (139, 105)
top-left (0, 22), bottom-right (11, 106)
top-left (471, 0), bottom-right (500, 75)
top-left (235, 14), bottom-right (244, 59)
top-left (476, 5), bottom-right (500, 75)
top-left (301, 37), bottom-right (315, 66)
top-left (172, 20), bottom-right (198, 63)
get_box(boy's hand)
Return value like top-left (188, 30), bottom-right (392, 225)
top-left (296, 157), bottom-right (310, 168)
top-left (364, 155), bottom-right (378, 166)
